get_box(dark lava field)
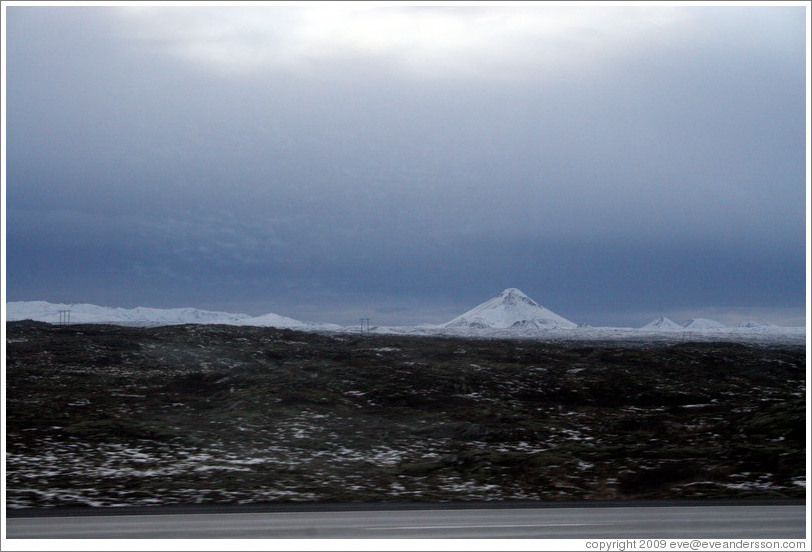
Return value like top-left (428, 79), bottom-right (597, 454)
top-left (5, 321), bottom-right (806, 508)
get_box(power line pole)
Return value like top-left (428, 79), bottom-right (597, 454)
top-left (58, 309), bottom-right (71, 325)
top-left (359, 317), bottom-right (370, 334)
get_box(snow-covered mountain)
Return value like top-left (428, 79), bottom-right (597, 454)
top-left (232, 311), bottom-right (308, 328)
top-left (235, 312), bottom-right (342, 330)
top-left (443, 288), bottom-right (577, 330)
top-left (5, 300), bottom-right (343, 330)
top-left (683, 318), bottom-right (726, 330)
top-left (641, 317), bottom-right (682, 331)
top-left (8, 301), bottom-right (253, 326)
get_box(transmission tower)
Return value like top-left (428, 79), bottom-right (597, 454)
top-left (58, 309), bottom-right (71, 325)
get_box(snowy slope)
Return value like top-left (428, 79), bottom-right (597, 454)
top-left (235, 312), bottom-right (313, 329)
top-left (443, 288), bottom-right (577, 329)
top-left (6, 301), bottom-right (253, 326)
top-left (641, 317), bottom-right (682, 330)
top-left (683, 318), bottom-right (726, 330)
top-left (737, 321), bottom-right (777, 328)
top-left (5, 300), bottom-right (343, 330)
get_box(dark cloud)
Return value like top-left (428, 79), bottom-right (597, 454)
top-left (4, 5), bottom-right (807, 326)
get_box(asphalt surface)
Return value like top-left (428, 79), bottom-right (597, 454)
top-left (5, 503), bottom-right (806, 539)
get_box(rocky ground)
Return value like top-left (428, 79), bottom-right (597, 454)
top-left (5, 321), bottom-right (806, 509)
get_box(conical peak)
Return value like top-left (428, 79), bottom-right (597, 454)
top-left (499, 288), bottom-right (537, 306)
top-left (443, 288), bottom-right (576, 329)
top-left (501, 288), bottom-right (525, 296)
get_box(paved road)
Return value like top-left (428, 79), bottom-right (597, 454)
top-left (6, 504), bottom-right (806, 539)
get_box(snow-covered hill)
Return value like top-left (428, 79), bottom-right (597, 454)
top-left (641, 317), bottom-right (682, 330)
top-left (5, 300), bottom-right (344, 330)
top-left (232, 311), bottom-right (309, 328)
top-left (683, 318), bottom-right (726, 330)
top-left (443, 288), bottom-right (577, 330)
top-left (235, 312), bottom-right (343, 331)
top-left (7, 301), bottom-right (253, 327)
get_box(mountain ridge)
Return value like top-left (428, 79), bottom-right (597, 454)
top-left (5, 297), bottom-right (803, 336)
top-left (6, 301), bottom-right (255, 327)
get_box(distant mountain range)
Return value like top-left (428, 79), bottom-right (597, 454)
top-left (5, 301), bottom-right (253, 326)
top-left (5, 301), bottom-right (341, 330)
top-left (5, 290), bottom-right (802, 338)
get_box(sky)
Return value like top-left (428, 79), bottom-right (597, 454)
top-left (3, 2), bottom-right (809, 327)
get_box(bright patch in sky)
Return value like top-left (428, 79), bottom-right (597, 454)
top-left (114, 5), bottom-right (690, 79)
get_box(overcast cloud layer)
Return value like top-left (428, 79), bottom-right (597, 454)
top-left (4, 4), bottom-right (808, 327)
